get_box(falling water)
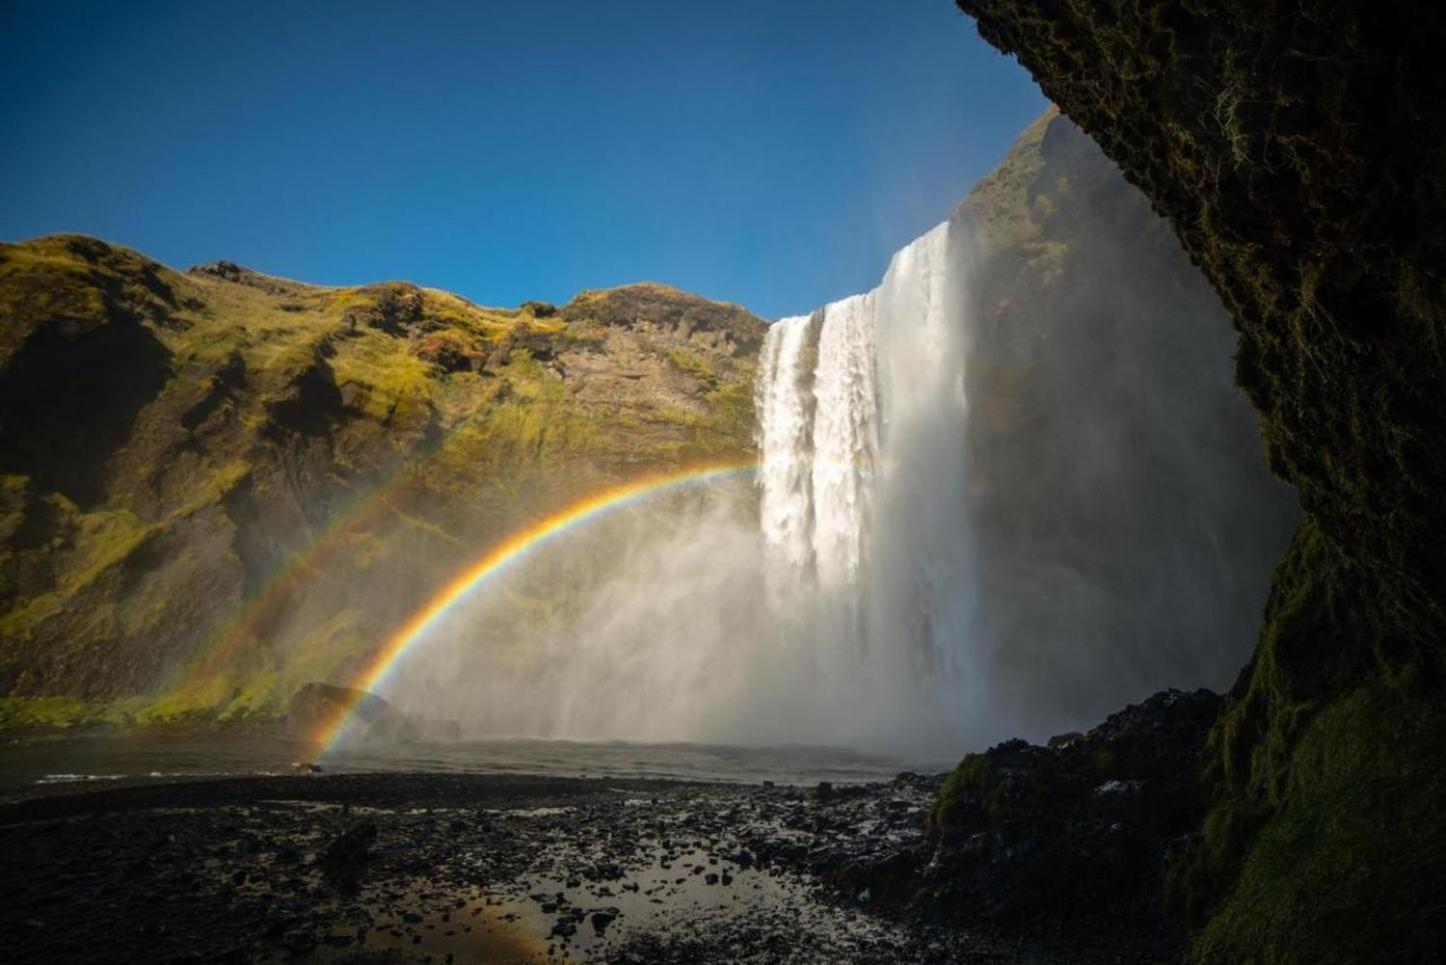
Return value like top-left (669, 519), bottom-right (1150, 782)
top-left (392, 220), bottom-right (984, 756)
top-left (756, 221), bottom-right (978, 740)
top-left (389, 158), bottom-right (1292, 754)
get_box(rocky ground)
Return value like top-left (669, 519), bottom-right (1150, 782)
top-left (0, 772), bottom-right (982, 964)
top-left (0, 690), bottom-right (1216, 963)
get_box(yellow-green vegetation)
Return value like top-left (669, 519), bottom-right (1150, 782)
top-left (1188, 685), bottom-right (1446, 963)
top-left (0, 235), bottom-right (766, 727)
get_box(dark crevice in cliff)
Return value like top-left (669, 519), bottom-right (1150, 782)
top-left (0, 317), bottom-right (172, 509)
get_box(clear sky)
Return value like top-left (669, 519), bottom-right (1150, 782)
top-left (0, 1), bottom-right (1044, 319)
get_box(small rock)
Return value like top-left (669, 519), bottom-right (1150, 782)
top-left (321, 821), bottom-right (377, 867)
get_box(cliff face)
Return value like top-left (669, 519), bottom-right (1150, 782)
top-left (0, 235), bottom-right (762, 725)
top-left (955, 2), bottom-right (1446, 959)
top-left (959, 109), bottom-right (1296, 736)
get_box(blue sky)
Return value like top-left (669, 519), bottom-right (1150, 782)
top-left (1, 1), bottom-right (1044, 319)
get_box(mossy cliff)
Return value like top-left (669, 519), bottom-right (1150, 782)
top-left (0, 235), bottom-right (762, 727)
top-left (954, 1), bottom-right (1446, 959)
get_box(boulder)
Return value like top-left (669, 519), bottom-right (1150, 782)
top-left (923, 688), bottom-right (1221, 923)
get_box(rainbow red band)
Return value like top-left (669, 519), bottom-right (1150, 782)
top-left (310, 458), bottom-right (759, 752)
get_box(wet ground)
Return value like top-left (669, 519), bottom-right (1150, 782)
top-left (0, 729), bottom-right (937, 801)
top-left (0, 770), bottom-right (1125, 964)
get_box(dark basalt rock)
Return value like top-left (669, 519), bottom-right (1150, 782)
top-left (187, 260), bottom-right (312, 298)
top-left (414, 331), bottom-right (483, 372)
top-left (320, 820), bottom-right (377, 867)
top-left (560, 282), bottom-right (767, 356)
top-left (922, 689), bottom-right (1219, 923)
top-left (343, 282), bottom-right (427, 336)
top-left (285, 682), bottom-right (403, 735)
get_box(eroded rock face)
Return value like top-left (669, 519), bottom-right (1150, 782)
top-left (954, 2), bottom-right (1446, 958)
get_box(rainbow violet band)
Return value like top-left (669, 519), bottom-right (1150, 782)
top-left (310, 457), bottom-right (759, 752)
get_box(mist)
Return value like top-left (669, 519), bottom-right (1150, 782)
top-left (374, 118), bottom-right (1296, 756)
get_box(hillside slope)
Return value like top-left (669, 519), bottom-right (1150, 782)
top-left (0, 235), bottom-right (763, 726)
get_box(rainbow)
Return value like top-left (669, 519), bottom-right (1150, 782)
top-left (310, 457), bottom-right (758, 752)
top-left (164, 457), bottom-right (432, 698)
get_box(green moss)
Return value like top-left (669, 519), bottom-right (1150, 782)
top-left (932, 753), bottom-right (1007, 826)
top-left (1166, 517), bottom-right (1444, 961)
top-left (666, 346), bottom-right (718, 382)
top-left (0, 504), bottom-right (164, 643)
top-left (218, 668), bottom-right (282, 720)
top-left (0, 695), bottom-right (101, 729)
top-left (329, 328), bottom-right (436, 423)
top-left (128, 688), bottom-right (225, 725)
top-left (1168, 520), bottom-right (1387, 918)
top-left (1191, 686), bottom-right (1446, 964)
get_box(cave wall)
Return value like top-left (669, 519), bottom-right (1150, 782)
top-left (952, 1), bottom-right (1446, 959)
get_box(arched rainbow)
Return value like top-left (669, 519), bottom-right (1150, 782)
top-left (164, 457), bottom-right (435, 698)
top-left (311, 457), bottom-right (759, 752)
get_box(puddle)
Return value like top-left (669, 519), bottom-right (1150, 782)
top-left (306, 843), bottom-right (805, 962)
top-left (498, 806), bottom-right (578, 819)
top-left (300, 879), bottom-right (549, 963)
top-left (488, 847), bottom-right (798, 958)
top-left (345, 898), bottom-right (548, 963)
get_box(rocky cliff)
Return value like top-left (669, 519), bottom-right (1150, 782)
top-left (0, 235), bottom-right (762, 726)
top-left (954, 2), bottom-right (1446, 960)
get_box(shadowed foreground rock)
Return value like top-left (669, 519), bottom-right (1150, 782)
top-left (923, 690), bottom-right (1219, 923)
top-left (824, 688), bottom-right (1216, 954)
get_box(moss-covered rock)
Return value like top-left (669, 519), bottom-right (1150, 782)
top-left (0, 236), bottom-right (764, 725)
top-left (924, 689), bottom-right (1220, 927)
top-left (955, 1), bottom-right (1446, 958)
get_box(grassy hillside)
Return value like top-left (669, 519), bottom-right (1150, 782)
top-left (0, 235), bottom-right (763, 727)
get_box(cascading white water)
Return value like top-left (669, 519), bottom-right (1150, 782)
top-left (369, 118), bottom-right (1296, 756)
top-left (382, 178), bottom-right (1286, 754)
top-left (392, 218), bottom-right (983, 756)
top-left (756, 220), bottom-right (978, 739)
top-left (756, 312), bottom-right (818, 608)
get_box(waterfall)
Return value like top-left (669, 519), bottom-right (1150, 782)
top-left (756, 221), bottom-right (977, 733)
top-left (391, 134), bottom-right (1291, 754)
